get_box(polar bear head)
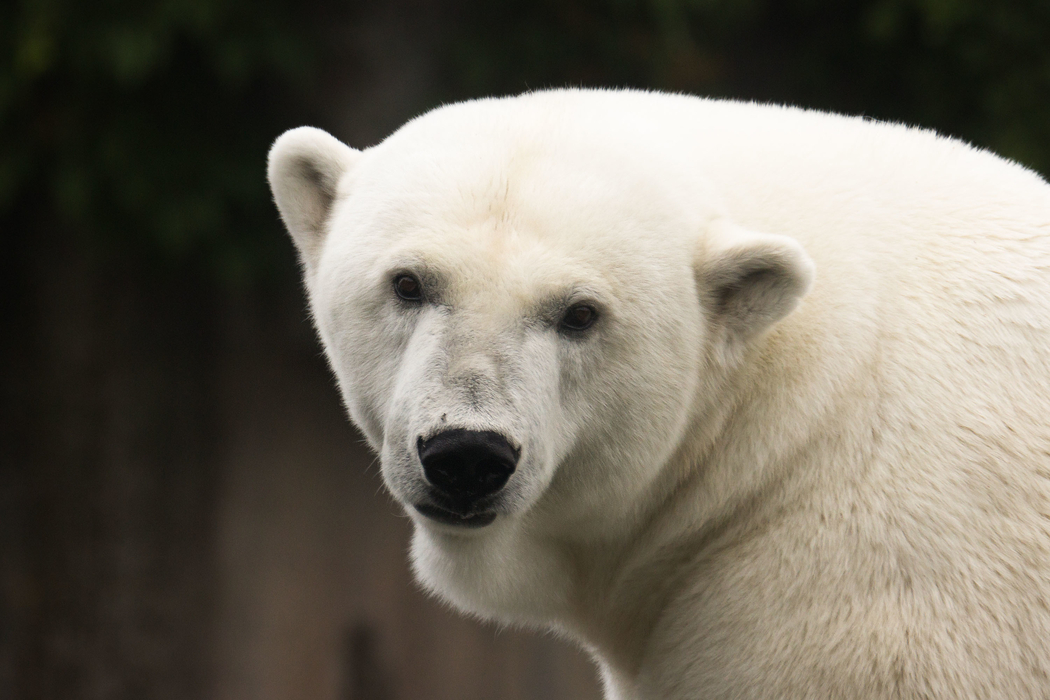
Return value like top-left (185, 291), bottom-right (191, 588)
top-left (267, 95), bottom-right (814, 542)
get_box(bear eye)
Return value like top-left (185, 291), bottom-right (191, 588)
top-left (393, 274), bottom-right (423, 302)
top-left (560, 304), bottom-right (597, 332)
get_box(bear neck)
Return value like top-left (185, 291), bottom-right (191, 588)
top-left (548, 324), bottom-right (868, 682)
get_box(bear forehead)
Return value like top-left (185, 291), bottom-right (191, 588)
top-left (346, 96), bottom-right (712, 224)
top-left (357, 145), bottom-right (689, 228)
top-left (329, 213), bottom-right (674, 318)
top-left (318, 97), bottom-right (718, 308)
top-left (334, 135), bottom-right (710, 281)
top-left (325, 167), bottom-right (697, 313)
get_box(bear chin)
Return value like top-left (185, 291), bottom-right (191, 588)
top-left (412, 503), bottom-right (499, 529)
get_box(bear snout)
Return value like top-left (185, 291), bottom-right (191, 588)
top-left (416, 429), bottom-right (520, 510)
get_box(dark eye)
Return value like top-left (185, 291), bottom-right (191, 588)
top-left (560, 304), bottom-right (597, 332)
top-left (394, 274), bottom-right (423, 302)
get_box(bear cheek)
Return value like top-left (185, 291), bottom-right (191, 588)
top-left (322, 298), bottom-right (417, 452)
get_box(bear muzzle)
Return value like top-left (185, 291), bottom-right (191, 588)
top-left (413, 429), bottom-right (520, 527)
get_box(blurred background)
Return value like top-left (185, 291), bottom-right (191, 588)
top-left (2, 1), bottom-right (1049, 698)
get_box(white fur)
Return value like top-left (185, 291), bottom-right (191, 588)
top-left (268, 89), bottom-right (1050, 699)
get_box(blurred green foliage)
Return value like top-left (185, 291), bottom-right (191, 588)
top-left (2, 0), bottom-right (1049, 278)
top-left (1, 0), bottom-right (336, 279)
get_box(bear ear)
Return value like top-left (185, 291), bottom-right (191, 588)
top-left (267, 127), bottom-right (361, 270)
top-left (697, 219), bottom-right (815, 361)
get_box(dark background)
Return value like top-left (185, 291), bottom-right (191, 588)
top-left (3, 1), bottom-right (1049, 698)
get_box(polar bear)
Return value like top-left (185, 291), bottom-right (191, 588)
top-left (267, 89), bottom-right (1050, 699)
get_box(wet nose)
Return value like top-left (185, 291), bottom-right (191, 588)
top-left (417, 429), bottom-right (519, 502)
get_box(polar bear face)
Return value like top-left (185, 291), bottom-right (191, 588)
top-left (267, 99), bottom-right (814, 540)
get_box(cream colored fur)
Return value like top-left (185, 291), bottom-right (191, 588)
top-left (268, 89), bottom-right (1050, 699)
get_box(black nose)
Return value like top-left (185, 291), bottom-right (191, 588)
top-left (417, 429), bottom-right (519, 503)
